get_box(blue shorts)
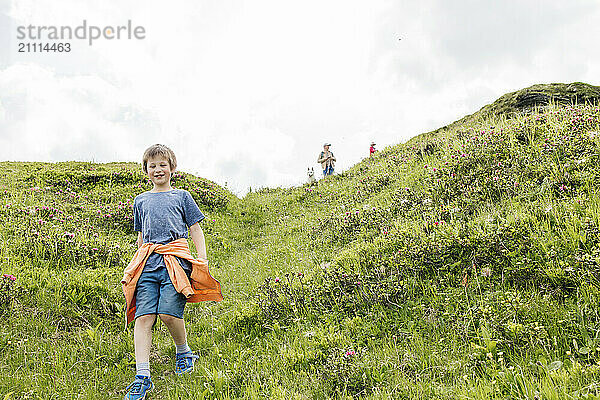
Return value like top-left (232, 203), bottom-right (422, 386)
top-left (134, 267), bottom-right (191, 320)
top-left (323, 166), bottom-right (334, 176)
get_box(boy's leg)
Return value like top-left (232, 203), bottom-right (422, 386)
top-left (156, 267), bottom-right (191, 351)
top-left (160, 314), bottom-right (199, 374)
top-left (156, 268), bottom-right (199, 374)
top-left (134, 314), bottom-right (157, 375)
top-left (132, 269), bottom-right (161, 377)
top-left (158, 314), bottom-right (188, 348)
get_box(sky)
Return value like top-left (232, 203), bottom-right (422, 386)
top-left (1, 0), bottom-right (599, 196)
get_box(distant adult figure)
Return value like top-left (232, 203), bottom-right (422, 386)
top-left (369, 142), bottom-right (377, 157)
top-left (317, 143), bottom-right (336, 176)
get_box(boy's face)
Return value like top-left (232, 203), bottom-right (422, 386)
top-left (146, 155), bottom-right (172, 186)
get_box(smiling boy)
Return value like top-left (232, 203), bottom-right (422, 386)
top-left (122, 144), bottom-right (222, 399)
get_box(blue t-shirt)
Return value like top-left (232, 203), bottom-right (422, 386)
top-left (133, 188), bottom-right (205, 272)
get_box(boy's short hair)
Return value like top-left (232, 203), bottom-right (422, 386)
top-left (142, 144), bottom-right (177, 173)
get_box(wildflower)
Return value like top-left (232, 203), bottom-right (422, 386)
top-left (481, 267), bottom-right (492, 277)
top-left (274, 277), bottom-right (280, 283)
top-left (345, 350), bottom-right (355, 356)
top-left (2, 274), bottom-right (16, 281)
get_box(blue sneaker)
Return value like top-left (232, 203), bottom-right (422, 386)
top-left (124, 375), bottom-right (154, 400)
top-left (175, 351), bottom-right (200, 375)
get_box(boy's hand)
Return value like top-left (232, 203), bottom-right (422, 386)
top-left (189, 222), bottom-right (208, 260)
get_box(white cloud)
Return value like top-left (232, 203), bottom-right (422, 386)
top-left (0, 63), bottom-right (155, 163)
top-left (1, 0), bottom-right (599, 195)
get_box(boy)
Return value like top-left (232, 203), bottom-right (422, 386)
top-left (121, 144), bottom-right (223, 399)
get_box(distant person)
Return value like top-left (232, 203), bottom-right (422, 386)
top-left (317, 142), bottom-right (336, 176)
top-left (370, 141), bottom-right (377, 157)
top-left (121, 144), bottom-right (223, 399)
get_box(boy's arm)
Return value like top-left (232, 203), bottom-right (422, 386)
top-left (189, 222), bottom-right (208, 259)
top-left (136, 231), bottom-right (142, 248)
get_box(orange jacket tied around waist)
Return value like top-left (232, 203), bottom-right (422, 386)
top-left (121, 238), bottom-right (223, 327)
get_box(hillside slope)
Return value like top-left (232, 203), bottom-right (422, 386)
top-left (410, 81), bottom-right (600, 147)
top-left (1, 85), bottom-right (600, 399)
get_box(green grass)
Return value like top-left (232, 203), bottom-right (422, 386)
top-left (1, 100), bottom-right (600, 399)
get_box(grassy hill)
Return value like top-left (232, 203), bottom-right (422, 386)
top-left (410, 82), bottom-right (600, 146)
top-left (1, 84), bottom-right (600, 399)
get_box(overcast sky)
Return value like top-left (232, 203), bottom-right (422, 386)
top-left (1, 0), bottom-right (599, 196)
